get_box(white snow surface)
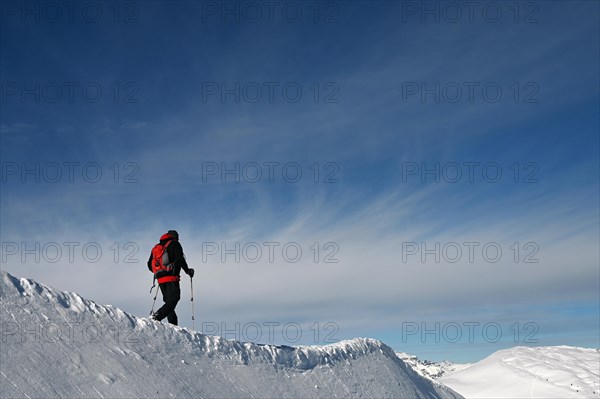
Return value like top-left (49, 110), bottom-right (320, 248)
top-left (0, 272), bottom-right (462, 398)
top-left (440, 345), bottom-right (600, 398)
top-left (396, 353), bottom-right (472, 380)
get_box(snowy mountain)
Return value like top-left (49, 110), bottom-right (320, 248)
top-left (396, 352), bottom-right (472, 380)
top-left (440, 345), bottom-right (600, 398)
top-left (0, 271), bottom-right (462, 398)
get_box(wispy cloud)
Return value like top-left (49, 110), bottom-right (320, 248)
top-left (1, 0), bottom-right (598, 363)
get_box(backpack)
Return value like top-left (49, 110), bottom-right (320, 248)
top-left (151, 240), bottom-right (174, 276)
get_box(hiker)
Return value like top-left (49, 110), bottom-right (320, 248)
top-left (148, 230), bottom-right (194, 325)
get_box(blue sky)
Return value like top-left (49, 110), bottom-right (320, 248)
top-left (1, 1), bottom-right (598, 363)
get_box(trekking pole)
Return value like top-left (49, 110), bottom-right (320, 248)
top-left (190, 276), bottom-right (195, 330)
top-left (149, 281), bottom-right (159, 316)
top-left (149, 275), bottom-right (156, 293)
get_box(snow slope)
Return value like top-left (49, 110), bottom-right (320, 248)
top-left (440, 345), bottom-right (600, 398)
top-left (0, 271), bottom-right (462, 398)
top-left (396, 353), bottom-right (472, 380)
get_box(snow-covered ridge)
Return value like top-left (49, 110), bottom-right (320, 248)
top-left (0, 271), bottom-right (463, 398)
top-left (440, 345), bottom-right (600, 398)
top-left (4, 272), bottom-right (398, 369)
top-left (396, 352), bottom-right (472, 380)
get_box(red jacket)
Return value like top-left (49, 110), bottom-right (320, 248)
top-left (147, 233), bottom-right (190, 284)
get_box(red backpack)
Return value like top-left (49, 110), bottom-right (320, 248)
top-left (151, 240), bottom-right (174, 275)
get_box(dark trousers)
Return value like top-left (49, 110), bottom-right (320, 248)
top-left (155, 281), bottom-right (181, 325)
